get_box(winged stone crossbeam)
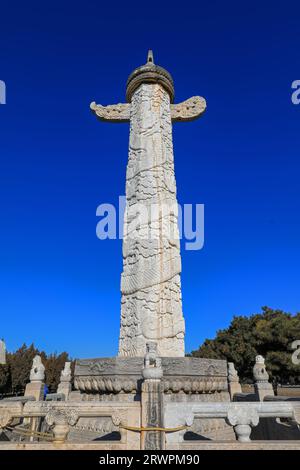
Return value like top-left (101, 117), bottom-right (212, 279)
top-left (90, 101), bottom-right (130, 122)
top-left (90, 95), bottom-right (206, 123)
top-left (171, 96), bottom-right (206, 121)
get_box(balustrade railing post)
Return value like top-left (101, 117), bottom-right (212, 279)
top-left (141, 342), bottom-right (165, 450)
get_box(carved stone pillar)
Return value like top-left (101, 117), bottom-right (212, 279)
top-left (119, 81), bottom-right (185, 358)
top-left (0, 409), bottom-right (12, 430)
top-left (141, 342), bottom-right (164, 450)
top-left (253, 355), bottom-right (274, 401)
top-left (24, 355), bottom-right (46, 401)
top-left (91, 51), bottom-right (206, 358)
top-left (228, 362), bottom-right (242, 399)
top-left (57, 362), bottom-right (72, 400)
top-left (24, 355), bottom-right (46, 436)
top-left (0, 339), bottom-right (6, 365)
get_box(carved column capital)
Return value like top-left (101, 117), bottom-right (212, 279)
top-left (228, 362), bottom-right (239, 383)
top-left (228, 362), bottom-right (242, 398)
top-left (227, 405), bottom-right (259, 442)
top-left (227, 405), bottom-right (259, 427)
top-left (45, 408), bottom-right (79, 442)
top-left (30, 355), bottom-right (45, 382)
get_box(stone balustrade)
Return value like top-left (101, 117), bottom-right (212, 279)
top-left (1, 399), bottom-right (300, 449)
top-left (164, 401), bottom-right (300, 447)
top-left (45, 393), bottom-right (65, 401)
top-left (0, 400), bottom-right (140, 449)
top-left (1, 355), bottom-right (300, 449)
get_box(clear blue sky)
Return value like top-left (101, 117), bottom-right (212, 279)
top-left (0, 1), bottom-right (299, 358)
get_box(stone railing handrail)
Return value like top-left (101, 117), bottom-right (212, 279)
top-left (0, 400), bottom-right (140, 446)
top-left (164, 401), bottom-right (300, 444)
top-left (1, 396), bottom-right (35, 403)
top-left (22, 400), bottom-right (137, 418)
top-left (45, 393), bottom-right (65, 401)
top-left (1, 400), bottom-right (300, 448)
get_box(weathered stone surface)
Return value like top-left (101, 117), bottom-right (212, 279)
top-left (24, 381), bottom-right (44, 402)
top-left (29, 355), bottom-right (45, 382)
top-left (1, 395), bottom-right (300, 447)
top-left (142, 342), bottom-right (163, 380)
top-left (91, 52), bottom-right (206, 358)
top-left (45, 408), bottom-right (79, 442)
top-left (0, 402), bottom-right (23, 428)
top-left (75, 357), bottom-right (227, 377)
top-left (141, 342), bottom-right (164, 449)
top-left (60, 362), bottom-right (72, 383)
top-left (24, 355), bottom-right (45, 406)
top-left (164, 401), bottom-right (300, 446)
top-left (119, 83), bottom-right (185, 357)
top-left (0, 339), bottom-right (6, 365)
top-left (171, 96), bottom-right (206, 122)
top-left (57, 362), bottom-right (72, 399)
top-left (126, 50), bottom-right (175, 103)
top-left (227, 405), bottom-right (259, 442)
top-left (22, 401), bottom-right (141, 449)
top-left (166, 441), bottom-right (300, 451)
top-left (253, 355), bottom-right (274, 401)
top-left (141, 380), bottom-right (164, 450)
top-left (253, 355), bottom-right (269, 382)
top-left (0, 409), bottom-right (12, 429)
top-left (74, 357), bottom-right (228, 394)
top-left (90, 102), bottom-right (130, 122)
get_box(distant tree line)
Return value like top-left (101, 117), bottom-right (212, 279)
top-left (1, 307), bottom-right (299, 394)
top-left (0, 344), bottom-right (72, 395)
top-left (189, 307), bottom-right (300, 384)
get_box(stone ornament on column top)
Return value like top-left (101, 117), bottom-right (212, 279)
top-left (142, 342), bottom-right (163, 380)
top-left (228, 362), bottom-right (240, 383)
top-left (0, 339), bottom-right (6, 365)
top-left (60, 362), bottom-right (72, 383)
top-left (253, 355), bottom-right (269, 383)
top-left (227, 362), bottom-right (242, 399)
top-left (30, 355), bottom-right (45, 382)
top-left (126, 50), bottom-right (175, 103)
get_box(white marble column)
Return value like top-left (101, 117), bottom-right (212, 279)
top-left (91, 51), bottom-right (206, 358)
top-left (119, 83), bottom-right (185, 357)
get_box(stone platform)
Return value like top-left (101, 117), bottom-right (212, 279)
top-left (73, 356), bottom-right (233, 442)
top-left (2, 441), bottom-right (300, 451)
top-left (74, 357), bottom-right (229, 397)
